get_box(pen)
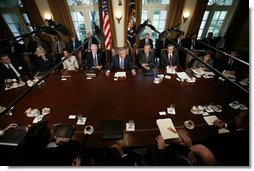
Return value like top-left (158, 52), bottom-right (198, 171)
top-left (167, 127), bottom-right (177, 134)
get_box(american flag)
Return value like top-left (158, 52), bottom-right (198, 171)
top-left (102, 0), bottom-right (112, 49)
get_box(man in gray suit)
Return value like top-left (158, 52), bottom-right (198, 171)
top-left (160, 44), bottom-right (180, 69)
top-left (138, 44), bottom-right (155, 70)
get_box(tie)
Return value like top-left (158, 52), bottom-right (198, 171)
top-left (57, 41), bottom-right (60, 53)
top-left (88, 39), bottom-right (91, 49)
top-left (146, 53), bottom-right (149, 62)
top-left (228, 61), bottom-right (233, 69)
top-left (168, 54), bottom-right (173, 66)
top-left (8, 64), bottom-right (18, 79)
top-left (192, 40), bottom-right (195, 49)
top-left (93, 54), bottom-right (98, 67)
top-left (120, 59), bottom-right (124, 69)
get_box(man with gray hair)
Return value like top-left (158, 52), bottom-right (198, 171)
top-left (106, 48), bottom-right (136, 77)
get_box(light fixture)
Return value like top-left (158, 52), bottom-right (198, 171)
top-left (183, 11), bottom-right (190, 23)
top-left (44, 13), bottom-right (52, 20)
top-left (115, 12), bottom-right (123, 24)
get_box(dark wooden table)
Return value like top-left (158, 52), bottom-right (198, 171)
top-left (0, 69), bottom-right (248, 147)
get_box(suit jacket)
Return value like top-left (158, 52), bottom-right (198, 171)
top-left (155, 39), bottom-right (170, 50)
top-left (139, 38), bottom-right (153, 48)
top-left (107, 55), bottom-right (134, 71)
top-left (86, 50), bottom-right (106, 69)
top-left (207, 124), bottom-right (249, 166)
top-left (138, 50), bottom-right (155, 68)
top-left (160, 51), bottom-right (180, 68)
top-left (52, 41), bottom-right (67, 54)
top-left (0, 60), bottom-right (24, 84)
top-left (35, 54), bottom-right (55, 72)
top-left (68, 39), bottom-right (82, 52)
top-left (83, 37), bottom-right (99, 50)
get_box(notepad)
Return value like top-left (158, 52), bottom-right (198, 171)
top-left (156, 118), bottom-right (179, 140)
top-left (203, 115), bottom-right (218, 125)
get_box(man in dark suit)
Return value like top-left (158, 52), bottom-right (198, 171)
top-left (137, 44), bottom-right (155, 70)
top-left (0, 53), bottom-right (25, 84)
top-left (86, 44), bottom-right (106, 70)
top-left (198, 32), bottom-right (216, 50)
top-left (160, 44), bottom-right (180, 69)
top-left (181, 33), bottom-right (198, 50)
top-left (207, 110), bottom-right (249, 166)
top-left (147, 133), bottom-right (217, 166)
top-left (83, 32), bottom-right (99, 52)
top-left (105, 48), bottom-right (136, 77)
top-left (139, 33), bottom-right (153, 48)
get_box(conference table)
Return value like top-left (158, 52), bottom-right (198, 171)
top-left (0, 68), bottom-right (249, 148)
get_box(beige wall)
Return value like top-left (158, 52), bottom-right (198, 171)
top-left (180, 0), bottom-right (197, 34)
top-left (112, 0), bottom-right (125, 47)
top-left (35, 0), bottom-right (53, 20)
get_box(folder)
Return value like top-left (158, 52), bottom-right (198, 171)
top-left (54, 125), bottom-right (75, 139)
top-left (102, 120), bottom-right (123, 140)
top-left (0, 126), bottom-right (26, 146)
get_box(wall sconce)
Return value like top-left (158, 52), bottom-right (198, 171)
top-left (183, 11), bottom-right (190, 23)
top-left (44, 13), bottom-right (52, 20)
top-left (115, 12), bottom-right (123, 24)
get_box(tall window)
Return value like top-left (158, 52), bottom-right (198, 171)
top-left (67, 0), bottom-right (100, 41)
top-left (198, 0), bottom-right (236, 39)
top-left (141, 0), bottom-right (170, 44)
top-left (0, 0), bottom-right (33, 42)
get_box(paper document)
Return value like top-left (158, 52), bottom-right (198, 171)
top-left (166, 68), bottom-right (176, 74)
top-left (203, 115), bottom-right (218, 125)
top-left (176, 72), bottom-right (190, 80)
top-left (114, 72), bottom-right (126, 78)
top-left (156, 118), bottom-right (179, 140)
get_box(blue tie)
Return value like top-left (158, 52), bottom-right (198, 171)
top-left (120, 59), bottom-right (124, 69)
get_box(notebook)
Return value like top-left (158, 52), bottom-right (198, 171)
top-left (85, 68), bottom-right (98, 77)
top-left (102, 120), bottom-right (123, 140)
top-left (143, 69), bottom-right (154, 76)
top-left (54, 125), bottom-right (75, 139)
top-left (156, 118), bottom-right (179, 140)
top-left (0, 126), bottom-right (26, 146)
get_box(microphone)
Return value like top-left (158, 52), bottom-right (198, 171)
top-left (93, 22), bottom-right (106, 42)
top-left (44, 19), bottom-right (71, 37)
top-left (135, 20), bottom-right (147, 36)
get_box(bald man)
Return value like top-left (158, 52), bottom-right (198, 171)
top-left (149, 133), bottom-right (217, 166)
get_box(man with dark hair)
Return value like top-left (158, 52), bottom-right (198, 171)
top-left (0, 53), bottom-right (24, 84)
top-left (12, 121), bottom-right (80, 166)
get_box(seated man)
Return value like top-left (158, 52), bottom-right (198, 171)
top-left (12, 121), bottom-right (80, 166)
top-left (62, 48), bottom-right (79, 71)
top-left (207, 110), bottom-right (249, 166)
top-left (148, 132), bottom-right (217, 166)
top-left (105, 48), bottom-right (136, 77)
top-left (0, 53), bottom-right (25, 84)
top-left (138, 44), bottom-right (155, 70)
top-left (221, 51), bottom-right (241, 79)
top-left (86, 44), bottom-right (106, 70)
top-left (160, 44), bottom-right (180, 69)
